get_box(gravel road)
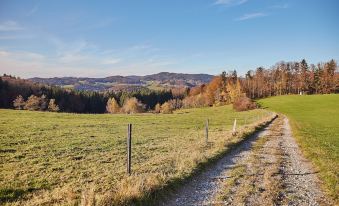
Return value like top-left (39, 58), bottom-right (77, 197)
top-left (160, 116), bottom-right (332, 206)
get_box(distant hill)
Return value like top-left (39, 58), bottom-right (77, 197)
top-left (29, 72), bottom-right (214, 92)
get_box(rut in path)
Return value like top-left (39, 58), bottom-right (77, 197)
top-left (160, 116), bottom-right (331, 206)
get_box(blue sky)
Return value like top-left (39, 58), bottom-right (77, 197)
top-left (0, 0), bottom-right (338, 78)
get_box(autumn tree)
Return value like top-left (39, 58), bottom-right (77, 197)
top-left (48, 99), bottom-right (59, 112)
top-left (325, 59), bottom-right (337, 93)
top-left (189, 84), bottom-right (205, 96)
top-left (171, 87), bottom-right (188, 99)
top-left (13, 95), bottom-right (25, 110)
top-left (167, 99), bottom-right (183, 109)
top-left (106, 97), bottom-right (120, 114)
top-left (254, 67), bottom-right (265, 98)
top-left (154, 103), bottom-right (161, 113)
top-left (206, 76), bottom-right (222, 105)
top-left (160, 102), bottom-right (173, 114)
top-left (122, 97), bottom-right (145, 114)
top-left (244, 70), bottom-right (254, 98)
top-left (227, 80), bottom-right (244, 103)
top-left (24, 95), bottom-right (41, 111)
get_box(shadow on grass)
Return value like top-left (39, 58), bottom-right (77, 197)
top-left (0, 188), bottom-right (35, 203)
top-left (0, 180), bottom-right (51, 203)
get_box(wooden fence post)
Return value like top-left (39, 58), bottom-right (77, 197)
top-left (232, 118), bottom-right (237, 136)
top-left (127, 123), bottom-right (132, 175)
top-left (205, 119), bottom-right (209, 144)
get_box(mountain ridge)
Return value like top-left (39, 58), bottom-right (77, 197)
top-left (29, 72), bottom-right (214, 92)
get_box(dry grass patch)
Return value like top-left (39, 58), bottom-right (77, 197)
top-left (0, 106), bottom-right (272, 205)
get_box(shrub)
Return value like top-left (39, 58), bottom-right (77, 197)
top-left (233, 97), bottom-right (257, 112)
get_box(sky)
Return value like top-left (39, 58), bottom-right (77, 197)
top-left (0, 0), bottom-right (338, 78)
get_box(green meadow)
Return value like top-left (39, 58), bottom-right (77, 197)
top-left (259, 94), bottom-right (339, 201)
top-left (0, 106), bottom-right (270, 205)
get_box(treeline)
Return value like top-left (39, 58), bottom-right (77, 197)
top-left (13, 94), bottom-right (59, 112)
top-left (0, 75), bottom-right (174, 113)
top-left (181, 59), bottom-right (338, 109)
top-left (242, 59), bottom-right (338, 98)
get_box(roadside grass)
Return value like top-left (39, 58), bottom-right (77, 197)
top-left (0, 106), bottom-right (271, 205)
top-left (258, 94), bottom-right (339, 202)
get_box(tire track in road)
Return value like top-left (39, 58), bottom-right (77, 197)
top-left (160, 118), bottom-right (274, 206)
top-left (160, 116), bottom-right (331, 206)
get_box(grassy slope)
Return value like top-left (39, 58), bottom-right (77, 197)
top-left (258, 94), bottom-right (339, 201)
top-left (0, 106), bottom-right (270, 205)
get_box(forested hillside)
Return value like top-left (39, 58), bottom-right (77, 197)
top-left (1, 59), bottom-right (337, 114)
top-left (0, 76), bottom-right (174, 113)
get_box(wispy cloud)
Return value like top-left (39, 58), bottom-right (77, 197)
top-left (270, 4), bottom-right (289, 9)
top-left (48, 38), bottom-right (97, 64)
top-left (101, 58), bottom-right (121, 65)
top-left (0, 21), bottom-right (24, 31)
top-left (0, 50), bottom-right (45, 61)
top-left (232, 2), bottom-right (287, 21)
top-left (235, 12), bottom-right (267, 21)
top-left (0, 34), bottom-right (34, 40)
top-left (214, 0), bottom-right (248, 6)
top-left (0, 33), bottom-right (176, 77)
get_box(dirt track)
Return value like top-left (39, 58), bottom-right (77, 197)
top-left (161, 116), bottom-right (331, 206)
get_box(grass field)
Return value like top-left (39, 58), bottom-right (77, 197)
top-left (0, 106), bottom-right (271, 205)
top-left (258, 94), bottom-right (339, 202)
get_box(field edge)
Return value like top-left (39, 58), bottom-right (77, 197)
top-left (130, 114), bottom-right (278, 206)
